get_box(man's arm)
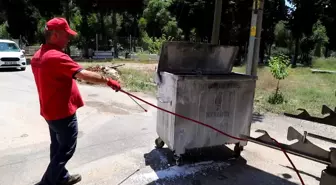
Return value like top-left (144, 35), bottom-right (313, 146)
top-left (74, 69), bottom-right (121, 91)
top-left (51, 53), bottom-right (120, 90)
top-left (74, 69), bottom-right (109, 85)
top-left (53, 54), bottom-right (110, 85)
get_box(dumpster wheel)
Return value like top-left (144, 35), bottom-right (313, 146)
top-left (155, 137), bottom-right (165, 149)
top-left (234, 143), bottom-right (244, 158)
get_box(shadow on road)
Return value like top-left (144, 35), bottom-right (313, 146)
top-left (0, 68), bottom-right (23, 73)
top-left (252, 112), bottom-right (265, 124)
top-left (281, 165), bottom-right (321, 181)
top-left (144, 145), bottom-right (240, 171)
top-left (143, 145), bottom-right (298, 185)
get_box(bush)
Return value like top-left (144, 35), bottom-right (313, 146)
top-left (0, 22), bottom-right (10, 39)
top-left (141, 32), bottom-right (171, 54)
top-left (268, 92), bottom-right (286, 104)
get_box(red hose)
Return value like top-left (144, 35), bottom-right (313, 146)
top-left (271, 138), bottom-right (305, 185)
top-left (119, 89), bottom-right (305, 185)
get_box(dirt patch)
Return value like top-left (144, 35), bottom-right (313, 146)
top-left (78, 64), bottom-right (123, 85)
top-left (78, 62), bottom-right (158, 94)
top-left (85, 101), bottom-right (130, 114)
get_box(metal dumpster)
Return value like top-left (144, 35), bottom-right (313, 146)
top-left (154, 41), bottom-right (256, 165)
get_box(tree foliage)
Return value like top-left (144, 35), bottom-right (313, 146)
top-left (2, 0), bottom-right (40, 44)
top-left (0, 0), bottom-right (335, 60)
top-left (268, 53), bottom-right (290, 104)
top-left (269, 54), bottom-right (290, 80)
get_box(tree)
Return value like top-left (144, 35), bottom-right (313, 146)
top-left (141, 0), bottom-right (182, 39)
top-left (320, 0), bottom-right (336, 57)
top-left (30, 0), bottom-right (63, 18)
top-left (169, 0), bottom-right (215, 41)
top-left (274, 21), bottom-right (292, 48)
top-left (268, 53), bottom-right (290, 104)
top-left (0, 1), bottom-right (6, 24)
top-left (0, 22), bottom-right (10, 39)
top-left (2, 0), bottom-right (41, 44)
top-left (311, 20), bottom-right (329, 57)
top-left (288, 0), bottom-right (319, 67)
top-left (0, 0), bottom-right (334, 61)
top-left (73, 0), bottom-right (95, 57)
top-left (261, 0), bottom-right (288, 61)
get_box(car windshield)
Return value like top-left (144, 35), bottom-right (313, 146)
top-left (0, 42), bottom-right (20, 52)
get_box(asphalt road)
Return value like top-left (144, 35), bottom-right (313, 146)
top-left (0, 66), bottom-right (334, 185)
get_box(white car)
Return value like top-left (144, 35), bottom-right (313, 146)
top-left (0, 39), bottom-right (27, 71)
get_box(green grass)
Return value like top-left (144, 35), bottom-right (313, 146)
top-left (83, 58), bottom-right (336, 116)
top-left (119, 68), bottom-right (156, 94)
top-left (312, 57), bottom-right (336, 70)
top-left (80, 60), bottom-right (157, 94)
top-left (232, 65), bottom-right (336, 116)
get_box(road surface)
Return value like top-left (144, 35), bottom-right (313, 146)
top-left (0, 66), bottom-right (334, 185)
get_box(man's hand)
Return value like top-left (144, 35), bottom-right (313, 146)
top-left (107, 79), bottom-right (121, 92)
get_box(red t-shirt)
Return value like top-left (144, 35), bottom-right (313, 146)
top-left (31, 44), bottom-right (84, 121)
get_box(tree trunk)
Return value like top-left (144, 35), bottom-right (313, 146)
top-left (99, 11), bottom-right (106, 50)
top-left (268, 40), bottom-right (273, 57)
top-left (64, 0), bottom-right (71, 55)
top-left (184, 29), bottom-right (191, 41)
top-left (112, 11), bottom-right (118, 58)
top-left (260, 40), bottom-right (265, 64)
top-left (292, 37), bottom-right (300, 68)
top-left (275, 80), bottom-right (280, 96)
top-left (81, 13), bottom-right (89, 58)
top-left (314, 42), bottom-right (322, 57)
top-left (325, 46), bottom-right (330, 58)
top-left (133, 14), bottom-right (137, 52)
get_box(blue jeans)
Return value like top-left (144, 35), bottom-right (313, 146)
top-left (40, 113), bottom-right (78, 185)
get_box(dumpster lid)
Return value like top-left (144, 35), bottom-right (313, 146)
top-left (157, 41), bottom-right (239, 75)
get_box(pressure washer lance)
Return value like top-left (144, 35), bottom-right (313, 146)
top-left (127, 94), bottom-right (147, 112)
top-left (119, 88), bottom-right (305, 185)
top-left (117, 168), bottom-right (140, 185)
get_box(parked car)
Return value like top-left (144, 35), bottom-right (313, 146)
top-left (0, 39), bottom-right (27, 71)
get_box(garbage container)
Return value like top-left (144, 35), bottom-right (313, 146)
top-left (154, 41), bottom-right (256, 165)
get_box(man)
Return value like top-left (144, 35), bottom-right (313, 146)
top-left (31, 17), bottom-right (121, 185)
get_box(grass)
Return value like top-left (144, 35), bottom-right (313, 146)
top-left (312, 57), bottom-right (336, 70)
top-left (83, 58), bottom-right (336, 117)
top-left (233, 65), bottom-right (336, 116)
top-left (119, 68), bottom-right (156, 94)
top-left (78, 59), bottom-right (157, 94)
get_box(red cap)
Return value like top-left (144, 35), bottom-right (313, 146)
top-left (45, 17), bottom-right (77, 36)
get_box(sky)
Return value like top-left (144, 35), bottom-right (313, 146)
top-left (285, 0), bottom-right (295, 9)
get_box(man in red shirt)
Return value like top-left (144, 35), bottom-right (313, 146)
top-left (31, 18), bottom-right (120, 185)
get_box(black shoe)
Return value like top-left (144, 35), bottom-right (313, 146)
top-left (57, 174), bottom-right (82, 185)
